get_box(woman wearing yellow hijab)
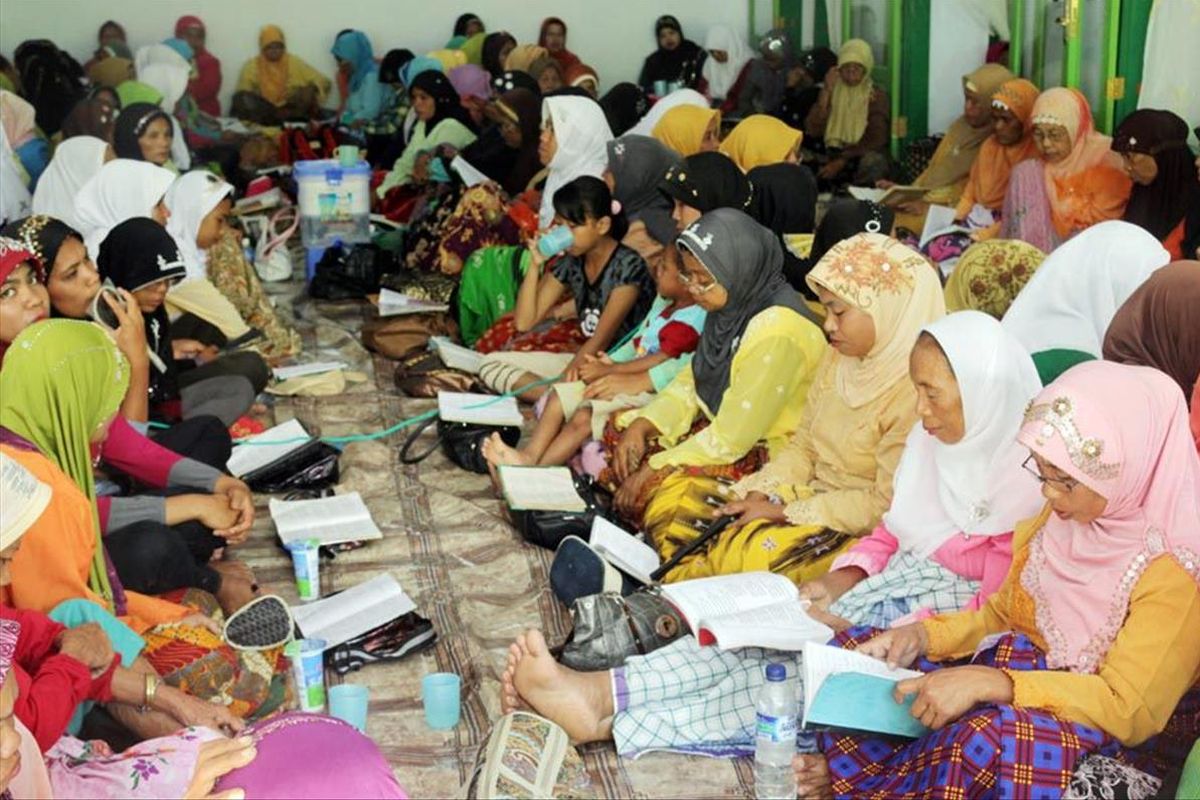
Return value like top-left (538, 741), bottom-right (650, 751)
top-left (651, 104), bottom-right (721, 157)
top-left (234, 25), bottom-right (331, 114)
top-left (805, 38), bottom-right (891, 183)
top-left (719, 114), bottom-right (803, 171)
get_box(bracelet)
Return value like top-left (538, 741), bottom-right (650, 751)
top-left (140, 673), bottom-right (159, 712)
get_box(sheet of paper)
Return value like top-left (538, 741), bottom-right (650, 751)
top-left (290, 573), bottom-right (417, 647)
top-left (226, 418), bottom-right (311, 477)
top-left (272, 361), bottom-right (348, 381)
top-left (377, 287), bottom-right (449, 317)
top-left (918, 203), bottom-right (971, 249)
top-left (430, 337), bottom-right (485, 374)
top-left (697, 600), bottom-right (832, 651)
top-left (450, 155), bottom-right (491, 187)
top-left (802, 641), bottom-right (921, 727)
top-left (589, 517), bottom-right (659, 584)
top-left (497, 465), bottom-right (586, 512)
top-left (269, 491), bottom-right (383, 546)
top-left (661, 572), bottom-right (797, 630)
top-left (437, 391), bottom-right (524, 427)
top-left (847, 186), bottom-right (886, 203)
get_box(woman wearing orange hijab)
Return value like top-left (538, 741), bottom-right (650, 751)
top-left (954, 78), bottom-right (1039, 228)
top-left (1000, 87), bottom-right (1131, 252)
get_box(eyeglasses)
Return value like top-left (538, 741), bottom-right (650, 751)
top-left (1021, 455), bottom-right (1078, 493)
top-left (676, 264), bottom-right (717, 294)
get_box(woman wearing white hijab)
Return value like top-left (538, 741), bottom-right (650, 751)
top-left (31, 136), bottom-right (112, 230)
top-left (133, 43), bottom-right (192, 170)
top-left (628, 87), bottom-right (709, 137)
top-left (538, 96), bottom-right (613, 227)
top-left (1000, 219), bottom-right (1169, 383)
top-left (72, 158), bottom-right (176, 258)
top-left (165, 169), bottom-right (233, 281)
top-left (701, 25), bottom-right (753, 104)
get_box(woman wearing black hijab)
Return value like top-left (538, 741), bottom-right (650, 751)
top-left (791, 198), bottom-right (895, 299)
top-left (658, 151), bottom-right (753, 230)
top-left (482, 32), bottom-right (517, 78)
top-left (747, 162), bottom-right (818, 290)
top-left (452, 13), bottom-right (484, 39)
top-left (638, 15), bottom-right (705, 93)
top-left (111, 103), bottom-right (174, 162)
top-left (600, 82), bottom-right (650, 137)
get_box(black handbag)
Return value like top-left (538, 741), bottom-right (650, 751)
top-left (309, 242), bottom-right (395, 301)
top-left (398, 415), bottom-right (520, 474)
top-left (240, 439), bottom-right (341, 493)
top-left (510, 476), bottom-right (612, 551)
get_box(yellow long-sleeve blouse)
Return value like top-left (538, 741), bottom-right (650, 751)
top-left (923, 505), bottom-right (1200, 746)
top-left (732, 349), bottom-right (918, 536)
top-left (618, 306), bottom-right (827, 472)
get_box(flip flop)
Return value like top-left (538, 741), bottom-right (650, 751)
top-left (224, 594), bottom-right (294, 651)
top-left (326, 612), bottom-right (437, 675)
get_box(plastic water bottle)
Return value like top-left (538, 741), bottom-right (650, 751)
top-left (242, 236), bottom-right (255, 266)
top-left (754, 662), bottom-right (798, 799)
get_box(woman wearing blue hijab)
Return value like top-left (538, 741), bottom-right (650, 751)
top-left (331, 29), bottom-right (393, 127)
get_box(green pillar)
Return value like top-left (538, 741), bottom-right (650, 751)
top-left (1033, 0), bottom-right (1046, 88)
top-left (814, 0), bottom-right (831, 46)
top-left (888, 0), bottom-right (903, 159)
top-left (1062, 0), bottom-right (1082, 88)
top-left (1009, 0), bottom-right (1025, 75)
top-left (898, 0), bottom-right (931, 157)
top-left (1098, 0), bottom-right (1122, 133)
top-left (842, 0), bottom-right (853, 43)
top-left (1112, 0), bottom-right (1151, 126)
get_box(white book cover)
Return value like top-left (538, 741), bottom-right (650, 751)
top-left (226, 418), bottom-right (311, 478)
top-left (497, 465), bottom-right (586, 512)
top-left (290, 574), bottom-right (417, 647)
top-left (437, 391), bottom-right (524, 427)
top-left (269, 491), bottom-right (383, 546)
top-left (588, 518), bottom-right (659, 584)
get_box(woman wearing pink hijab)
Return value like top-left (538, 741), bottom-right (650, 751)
top-left (174, 15), bottom-right (222, 116)
top-left (790, 360), bottom-right (1200, 798)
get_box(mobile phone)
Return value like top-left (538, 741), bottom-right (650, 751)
top-left (89, 281), bottom-right (125, 330)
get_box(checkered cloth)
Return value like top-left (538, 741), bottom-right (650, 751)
top-left (829, 550), bottom-right (980, 628)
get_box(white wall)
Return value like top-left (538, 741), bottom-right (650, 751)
top-left (0, 0), bottom-right (757, 112)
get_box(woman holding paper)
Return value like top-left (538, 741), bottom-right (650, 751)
top-left (795, 361), bottom-right (1200, 799)
top-left (500, 310), bottom-right (1047, 757)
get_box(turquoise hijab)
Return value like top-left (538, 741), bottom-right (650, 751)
top-left (332, 30), bottom-right (376, 91)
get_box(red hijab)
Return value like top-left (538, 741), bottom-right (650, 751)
top-left (538, 17), bottom-right (581, 71)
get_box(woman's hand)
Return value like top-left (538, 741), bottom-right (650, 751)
top-left (799, 566), bottom-right (868, 611)
top-left (824, 66), bottom-right (840, 88)
top-left (875, 179), bottom-right (897, 190)
top-left (894, 665), bottom-right (1013, 731)
top-left (562, 354), bottom-right (586, 383)
top-left (576, 353), bottom-right (613, 383)
top-left (212, 477), bottom-right (255, 545)
top-left (525, 235), bottom-right (548, 274)
top-left (855, 622), bottom-right (929, 669)
top-left (818, 158), bottom-right (846, 181)
top-left (613, 419), bottom-right (655, 481)
top-left (105, 289), bottom-right (149, 368)
top-left (716, 494), bottom-right (786, 531)
top-left (584, 372), bottom-right (651, 401)
top-left (161, 685), bottom-right (247, 735)
top-left (184, 735), bottom-right (257, 799)
top-left (615, 465), bottom-right (659, 519)
top-left (194, 495), bottom-right (242, 535)
top-left (173, 338), bottom-right (209, 361)
top-left (57, 623), bottom-right (115, 671)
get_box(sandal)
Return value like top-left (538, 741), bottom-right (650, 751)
top-left (224, 594), bottom-right (294, 651)
top-left (326, 612), bottom-right (437, 675)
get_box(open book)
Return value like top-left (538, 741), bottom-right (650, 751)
top-left (918, 203), bottom-right (973, 249)
top-left (226, 418), bottom-right (312, 478)
top-left (802, 641), bottom-right (927, 738)
top-left (431, 336), bottom-right (485, 374)
top-left (660, 572), bottom-right (833, 651)
top-left (496, 465), bottom-right (587, 512)
top-left (290, 573), bottom-right (417, 648)
top-left (589, 518), bottom-right (660, 585)
top-left (269, 491), bottom-right (383, 547)
top-left (437, 391), bottom-right (524, 427)
top-left (272, 361), bottom-right (348, 381)
top-left (375, 288), bottom-right (449, 317)
top-left (847, 184), bottom-right (927, 206)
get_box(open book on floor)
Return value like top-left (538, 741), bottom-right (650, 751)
top-left (659, 572), bottom-right (833, 651)
top-left (290, 573), bottom-right (418, 648)
top-left (268, 491), bottom-right (383, 547)
top-left (226, 418), bottom-right (315, 480)
top-left (802, 641), bottom-right (928, 738)
top-left (496, 465), bottom-right (587, 512)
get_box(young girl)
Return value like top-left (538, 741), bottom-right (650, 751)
top-left (477, 176), bottom-right (656, 402)
top-left (483, 219), bottom-right (705, 470)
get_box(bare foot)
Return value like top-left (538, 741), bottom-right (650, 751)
top-left (482, 432), bottom-right (532, 468)
top-left (500, 640), bottom-right (531, 713)
top-left (794, 754), bottom-right (833, 799)
top-left (211, 558), bottom-right (256, 584)
top-left (212, 561), bottom-right (258, 615)
top-left (510, 629), bottom-right (613, 743)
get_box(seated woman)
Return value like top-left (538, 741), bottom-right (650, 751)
top-left (98, 219), bottom-right (268, 427)
top-left (174, 16), bottom-right (221, 117)
top-left (60, 157), bottom-right (175, 258)
top-left (1103, 261), bottom-right (1200, 452)
top-left (793, 360), bottom-right (1200, 799)
top-left (1001, 220), bottom-right (1169, 383)
top-left (477, 176), bottom-right (656, 402)
top-left (332, 30), bottom-right (395, 154)
top-left (700, 25), bottom-right (753, 111)
top-left (1112, 109), bottom-right (1200, 261)
top-left (604, 134), bottom-right (683, 253)
top-left (719, 114), bottom-right (803, 172)
top-left (1, 321), bottom-right (289, 723)
top-left (651, 104), bottom-right (721, 157)
top-left (626, 233), bottom-right (942, 583)
top-left (951, 78), bottom-right (1039, 237)
top-left (538, 17), bottom-right (582, 72)
top-left (376, 71), bottom-right (477, 200)
top-left (746, 162), bottom-right (818, 290)
top-left (804, 38), bottom-right (890, 186)
top-left (658, 151), bottom-right (753, 230)
top-left (30, 136), bottom-right (113, 231)
top-left (165, 170), bottom-right (301, 360)
top-left (603, 209), bottom-right (824, 526)
top-left (111, 103), bottom-right (175, 168)
top-left (499, 310), bottom-right (1048, 757)
top-left (1001, 87), bottom-right (1131, 253)
top-left (481, 32), bottom-right (516, 78)
top-left (132, 43), bottom-right (199, 172)
top-left (483, 214), bottom-right (704, 472)
top-left (776, 46), bottom-right (838, 132)
top-left (528, 56), bottom-right (565, 95)
top-left (234, 25), bottom-right (331, 123)
top-left (0, 91), bottom-right (49, 190)
top-left (736, 29), bottom-right (795, 117)
top-left (943, 238), bottom-right (1045, 319)
top-left (564, 63), bottom-right (599, 98)
top-left (638, 15), bottom-right (705, 94)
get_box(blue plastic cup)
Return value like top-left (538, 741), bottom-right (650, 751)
top-left (328, 684), bottom-right (370, 731)
top-left (286, 538), bottom-right (321, 601)
top-left (421, 672), bottom-right (462, 730)
top-left (537, 225), bottom-right (575, 259)
top-left (653, 79), bottom-right (668, 96)
top-left (286, 638), bottom-right (327, 711)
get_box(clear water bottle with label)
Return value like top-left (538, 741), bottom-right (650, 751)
top-left (754, 662), bottom-right (798, 799)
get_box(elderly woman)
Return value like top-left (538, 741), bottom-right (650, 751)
top-left (234, 25), bottom-right (331, 123)
top-left (174, 16), bottom-right (221, 116)
top-left (804, 38), bottom-right (891, 185)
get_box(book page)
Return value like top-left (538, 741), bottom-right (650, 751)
top-left (497, 465), bottom-right (587, 512)
top-left (269, 491), bottom-right (383, 546)
top-left (450, 155), bottom-right (491, 187)
top-left (430, 337), bottom-right (485, 374)
top-left (697, 600), bottom-right (832, 651)
top-left (589, 518), bottom-right (659, 585)
top-left (802, 641), bottom-right (921, 726)
top-left (918, 203), bottom-right (972, 249)
top-left (661, 572), bottom-right (798, 631)
top-left (437, 391), bottom-right (524, 427)
top-left (272, 361), bottom-right (348, 381)
top-left (290, 573), bottom-right (417, 647)
top-left (226, 418), bottom-right (311, 477)
top-left (377, 288), bottom-right (449, 317)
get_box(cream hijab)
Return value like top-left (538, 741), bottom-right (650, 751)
top-left (31, 136), bottom-right (111, 230)
top-left (884, 311), bottom-right (1044, 556)
top-left (164, 170), bottom-right (233, 280)
top-left (539, 96), bottom-right (613, 227)
top-left (824, 38), bottom-right (874, 148)
top-left (73, 158), bottom-right (177, 258)
top-left (806, 232), bottom-right (945, 408)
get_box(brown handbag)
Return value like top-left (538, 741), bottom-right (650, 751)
top-left (391, 346), bottom-right (479, 397)
top-left (360, 312), bottom-right (459, 359)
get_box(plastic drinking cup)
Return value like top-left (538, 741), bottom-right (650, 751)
top-left (328, 684), bottom-right (370, 731)
top-left (421, 672), bottom-right (462, 730)
top-left (335, 144), bottom-right (360, 167)
top-left (286, 638), bottom-right (328, 711)
top-left (653, 79), bottom-right (668, 96)
top-left (286, 539), bottom-right (321, 601)
top-left (537, 225), bottom-right (575, 259)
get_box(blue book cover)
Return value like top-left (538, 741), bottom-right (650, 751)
top-left (802, 641), bottom-right (930, 739)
